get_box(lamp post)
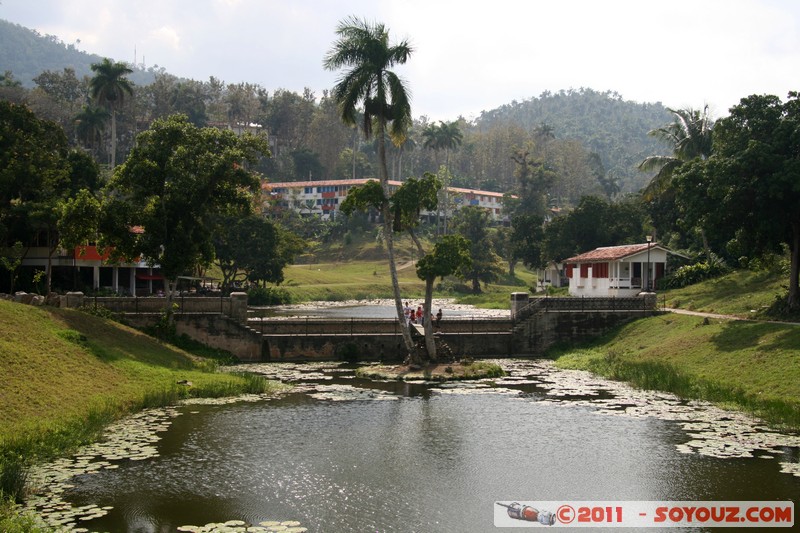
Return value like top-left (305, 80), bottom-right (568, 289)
top-left (645, 235), bottom-right (652, 291)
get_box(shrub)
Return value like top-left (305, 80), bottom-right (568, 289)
top-left (660, 255), bottom-right (730, 289)
top-left (0, 453), bottom-right (28, 504)
top-left (247, 286), bottom-right (292, 306)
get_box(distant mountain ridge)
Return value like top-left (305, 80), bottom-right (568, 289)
top-left (1, 17), bottom-right (669, 194)
top-left (0, 18), bottom-right (156, 86)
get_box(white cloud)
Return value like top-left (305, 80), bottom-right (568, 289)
top-left (2, 0), bottom-right (798, 120)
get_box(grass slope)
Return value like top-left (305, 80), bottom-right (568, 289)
top-left (555, 312), bottom-right (800, 427)
top-left (661, 268), bottom-right (789, 318)
top-left (0, 299), bottom-right (271, 440)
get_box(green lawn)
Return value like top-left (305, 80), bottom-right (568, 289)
top-left (660, 268), bottom-right (788, 317)
top-left (0, 300), bottom-right (279, 445)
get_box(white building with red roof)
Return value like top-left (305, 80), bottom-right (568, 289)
top-left (263, 179), bottom-right (509, 221)
top-left (564, 241), bottom-right (671, 297)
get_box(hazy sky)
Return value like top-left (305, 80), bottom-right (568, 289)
top-left (2, 0), bottom-right (798, 121)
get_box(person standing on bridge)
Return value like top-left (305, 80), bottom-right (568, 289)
top-left (435, 308), bottom-right (442, 328)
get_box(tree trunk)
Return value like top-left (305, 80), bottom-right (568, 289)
top-left (788, 222), bottom-right (800, 309)
top-left (423, 276), bottom-right (437, 360)
top-left (472, 276), bottom-right (481, 294)
top-left (110, 106), bottom-right (117, 169)
top-left (45, 227), bottom-right (56, 295)
top-left (700, 228), bottom-right (711, 261)
top-left (377, 126), bottom-right (414, 354)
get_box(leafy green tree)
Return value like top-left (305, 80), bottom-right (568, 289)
top-left (58, 188), bottom-right (101, 290)
top-left (0, 101), bottom-right (92, 292)
top-left (90, 58), bottom-right (134, 168)
top-left (416, 235), bottom-right (470, 359)
top-left (506, 144), bottom-right (556, 272)
top-left (31, 67), bottom-right (86, 135)
top-left (101, 114), bottom-right (269, 297)
top-left (511, 214), bottom-right (546, 270)
top-left (324, 16), bottom-right (415, 353)
top-left (452, 206), bottom-right (504, 293)
top-left (214, 214), bottom-right (304, 290)
top-left (541, 195), bottom-right (647, 262)
top-left (673, 92), bottom-right (800, 309)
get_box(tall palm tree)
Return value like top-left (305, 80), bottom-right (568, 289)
top-left (90, 58), bottom-right (133, 168)
top-left (324, 16), bottom-right (415, 354)
top-left (638, 106), bottom-right (713, 199)
top-left (75, 105), bottom-right (110, 158)
top-left (422, 121), bottom-right (462, 234)
top-left (422, 120), bottom-right (463, 167)
top-left (639, 105), bottom-right (714, 258)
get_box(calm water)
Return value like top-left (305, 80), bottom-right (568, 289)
top-left (51, 361), bottom-right (799, 532)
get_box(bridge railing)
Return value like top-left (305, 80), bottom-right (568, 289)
top-left (514, 295), bottom-right (656, 322)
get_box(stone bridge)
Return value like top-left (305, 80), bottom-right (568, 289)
top-left (63, 292), bottom-right (659, 362)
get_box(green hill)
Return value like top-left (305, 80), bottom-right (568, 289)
top-left (0, 18), bottom-right (155, 87)
top-left (472, 88), bottom-right (673, 193)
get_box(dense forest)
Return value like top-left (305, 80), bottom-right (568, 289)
top-left (0, 18), bottom-right (671, 205)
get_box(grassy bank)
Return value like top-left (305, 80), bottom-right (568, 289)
top-left (553, 313), bottom-right (800, 428)
top-left (0, 299), bottom-right (282, 527)
top-left (661, 267), bottom-right (790, 318)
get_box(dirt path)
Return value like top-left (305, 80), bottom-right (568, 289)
top-left (665, 307), bottom-right (799, 326)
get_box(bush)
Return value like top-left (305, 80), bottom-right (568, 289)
top-left (660, 256), bottom-right (730, 289)
top-left (0, 453), bottom-right (28, 504)
top-left (247, 286), bottom-right (292, 306)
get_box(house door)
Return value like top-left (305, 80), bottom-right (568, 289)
top-left (633, 262), bottom-right (642, 288)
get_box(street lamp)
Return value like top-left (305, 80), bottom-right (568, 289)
top-left (645, 235), bottom-right (652, 291)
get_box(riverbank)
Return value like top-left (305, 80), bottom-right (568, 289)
top-left (0, 299), bottom-right (284, 528)
top-left (552, 312), bottom-right (800, 428)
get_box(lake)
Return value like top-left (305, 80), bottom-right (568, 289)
top-left (26, 360), bottom-right (799, 532)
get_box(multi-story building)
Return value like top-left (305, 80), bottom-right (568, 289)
top-left (264, 179), bottom-right (509, 221)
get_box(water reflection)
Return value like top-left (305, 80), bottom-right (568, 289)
top-left (28, 360), bottom-right (799, 533)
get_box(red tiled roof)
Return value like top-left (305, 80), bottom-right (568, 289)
top-left (264, 178), bottom-right (397, 189)
top-left (263, 179), bottom-right (507, 197)
top-left (565, 243), bottom-right (661, 263)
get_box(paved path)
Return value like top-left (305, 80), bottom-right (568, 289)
top-left (664, 307), bottom-right (799, 326)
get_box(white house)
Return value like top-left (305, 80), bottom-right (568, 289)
top-left (564, 242), bottom-right (670, 297)
top-left (537, 260), bottom-right (566, 289)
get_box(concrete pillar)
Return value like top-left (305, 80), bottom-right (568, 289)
top-left (93, 266), bottom-right (100, 290)
top-left (65, 291), bottom-right (85, 308)
top-left (130, 268), bottom-right (137, 297)
top-left (510, 292), bottom-right (530, 319)
top-left (639, 291), bottom-right (657, 310)
top-left (112, 267), bottom-right (119, 293)
top-left (229, 292), bottom-right (248, 323)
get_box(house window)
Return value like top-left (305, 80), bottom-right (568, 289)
top-left (565, 264), bottom-right (574, 278)
top-left (580, 264), bottom-right (589, 278)
top-left (593, 263), bottom-right (608, 278)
